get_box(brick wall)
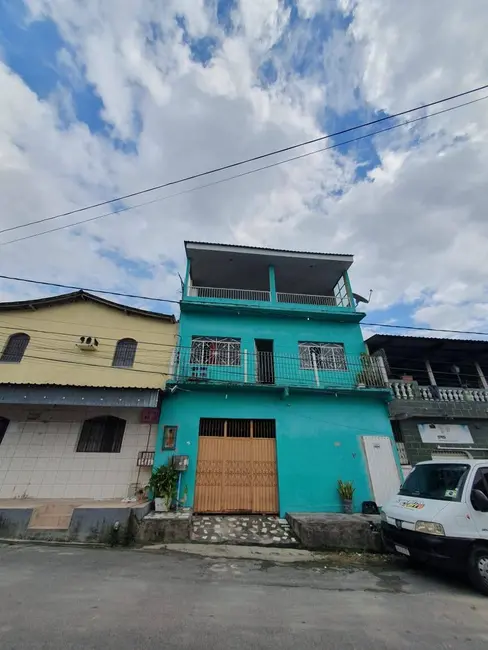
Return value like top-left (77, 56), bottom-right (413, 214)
top-left (396, 417), bottom-right (488, 465)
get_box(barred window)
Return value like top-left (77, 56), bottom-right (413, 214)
top-left (76, 416), bottom-right (126, 453)
top-left (190, 336), bottom-right (241, 366)
top-left (299, 341), bottom-right (346, 370)
top-left (0, 333), bottom-right (30, 363)
top-left (112, 338), bottom-right (137, 368)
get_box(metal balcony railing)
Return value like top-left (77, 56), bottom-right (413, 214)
top-left (187, 286), bottom-right (352, 308)
top-left (276, 292), bottom-right (344, 307)
top-left (171, 350), bottom-right (387, 390)
top-left (389, 380), bottom-right (488, 403)
top-left (188, 286), bottom-right (271, 301)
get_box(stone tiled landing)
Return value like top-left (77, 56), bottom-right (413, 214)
top-left (191, 515), bottom-right (299, 547)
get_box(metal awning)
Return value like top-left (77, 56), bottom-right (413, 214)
top-left (0, 385), bottom-right (160, 408)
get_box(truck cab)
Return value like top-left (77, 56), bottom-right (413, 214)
top-left (381, 459), bottom-right (488, 594)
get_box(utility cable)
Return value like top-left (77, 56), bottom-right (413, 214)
top-left (1, 272), bottom-right (488, 339)
top-left (0, 274), bottom-right (179, 305)
top-left (2, 93), bottom-right (487, 246)
top-left (1, 84), bottom-right (488, 237)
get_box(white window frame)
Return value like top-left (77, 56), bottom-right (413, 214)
top-left (190, 336), bottom-right (241, 367)
top-left (298, 341), bottom-right (346, 370)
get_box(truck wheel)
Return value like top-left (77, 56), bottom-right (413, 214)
top-left (468, 546), bottom-right (488, 596)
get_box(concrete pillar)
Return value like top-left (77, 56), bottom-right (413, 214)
top-left (425, 359), bottom-right (437, 386)
top-left (184, 258), bottom-right (191, 297)
top-left (475, 362), bottom-right (488, 389)
top-left (377, 355), bottom-right (389, 385)
top-left (268, 265), bottom-right (276, 303)
top-left (343, 272), bottom-right (355, 308)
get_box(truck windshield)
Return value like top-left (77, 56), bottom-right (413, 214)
top-left (399, 463), bottom-right (470, 502)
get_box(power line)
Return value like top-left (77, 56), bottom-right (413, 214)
top-left (2, 272), bottom-right (488, 339)
top-left (3, 93), bottom-right (487, 247)
top-left (2, 83), bottom-right (488, 238)
top-left (0, 274), bottom-right (179, 305)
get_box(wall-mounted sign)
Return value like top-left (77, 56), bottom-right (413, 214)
top-left (418, 423), bottom-right (473, 445)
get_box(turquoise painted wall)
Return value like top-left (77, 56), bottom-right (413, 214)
top-left (176, 309), bottom-right (368, 389)
top-left (156, 389), bottom-right (396, 515)
top-left (178, 308), bottom-right (367, 356)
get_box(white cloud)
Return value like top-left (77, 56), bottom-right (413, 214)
top-left (0, 0), bottom-right (487, 336)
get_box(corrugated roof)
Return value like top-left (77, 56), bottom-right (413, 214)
top-left (0, 290), bottom-right (176, 322)
top-left (366, 333), bottom-right (488, 344)
top-left (184, 240), bottom-right (354, 258)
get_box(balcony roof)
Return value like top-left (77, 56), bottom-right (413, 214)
top-left (367, 333), bottom-right (488, 366)
top-left (185, 241), bottom-right (353, 293)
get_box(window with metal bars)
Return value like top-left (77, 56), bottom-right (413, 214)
top-left (76, 416), bottom-right (126, 453)
top-left (0, 333), bottom-right (30, 363)
top-left (112, 338), bottom-right (138, 368)
top-left (190, 336), bottom-right (241, 366)
top-left (298, 341), bottom-right (346, 370)
top-left (0, 417), bottom-right (9, 445)
top-left (198, 418), bottom-right (275, 438)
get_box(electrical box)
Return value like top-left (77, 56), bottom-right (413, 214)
top-left (141, 408), bottom-right (159, 424)
top-left (172, 455), bottom-right (189, 471)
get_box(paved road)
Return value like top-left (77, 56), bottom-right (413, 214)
top-left (1, 544), bottom-right (488, 649)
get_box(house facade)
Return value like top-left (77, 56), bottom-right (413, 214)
top-left (155, 242), bottom-right (401, 515)
top-left (0, 291), bottom-right (176, 499)
top-left (366, 334), bottom-right (488, 470)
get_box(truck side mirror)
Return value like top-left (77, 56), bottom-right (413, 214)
top-left (471, 489), bottom-right (488, 512)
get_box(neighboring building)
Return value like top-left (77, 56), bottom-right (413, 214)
top-left (0, 290), bottom-right (176, 499)
top-left (155, 241), bottom-right (401, 516)
top-left (366, 334), bottom-right (488, 469)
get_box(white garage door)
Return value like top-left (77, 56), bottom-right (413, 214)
top-left (362, 436), bottom-right (401, 507)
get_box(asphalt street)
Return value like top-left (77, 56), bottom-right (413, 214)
top-left (1, 544), bottom-right (487, 649)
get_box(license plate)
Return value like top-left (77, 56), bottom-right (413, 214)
top-left (395, 544), bottom-right (410, 557)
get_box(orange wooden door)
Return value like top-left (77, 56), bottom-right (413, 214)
top-left (194, 419), bottom-right (278, 513)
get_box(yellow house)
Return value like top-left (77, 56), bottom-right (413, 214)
top-left (0, 290), bottom-right (177, 500)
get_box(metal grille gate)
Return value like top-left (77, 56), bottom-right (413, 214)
top-left (194, 419), bottom-right (278, 513)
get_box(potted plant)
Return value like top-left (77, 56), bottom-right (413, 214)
top-left (147, 463), bottom-right (178, 512)
top-left (337, 479), bottom-right (355, 514)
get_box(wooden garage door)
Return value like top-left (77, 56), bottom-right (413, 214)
top-left (194, 419), bottom-right (278, 513)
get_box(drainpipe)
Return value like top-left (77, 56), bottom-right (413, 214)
top-left (269, 265), bottom-right (276, 303)
top-left (475, 362), bottom-right (488, 390)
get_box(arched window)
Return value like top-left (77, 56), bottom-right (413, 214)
top-left (76, 416), bottom-right (126, 453)
top-left (0, 417), bottom-right (9, 445)
top-left (0, 333), bottom-right (30, 363)
top-left (112, 338), bottom-right (137, 368)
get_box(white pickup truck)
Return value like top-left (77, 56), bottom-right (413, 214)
top-left (381, 458), bottom-right (488, 595)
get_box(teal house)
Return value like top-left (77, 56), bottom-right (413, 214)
top-left (155, 242), bottom-right (401, 516)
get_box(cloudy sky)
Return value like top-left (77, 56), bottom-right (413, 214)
top-left (1, 0), bottom-right (488, 335)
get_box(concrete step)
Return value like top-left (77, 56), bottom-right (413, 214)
top-left (28, 503), bottom-right (77, 530)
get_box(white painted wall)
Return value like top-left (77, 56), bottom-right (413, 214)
top-left (0, 406), bottom-right (156, 499)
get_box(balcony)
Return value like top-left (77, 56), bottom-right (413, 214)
top-left (170, 349), bottom-right (387, 392)
top-left (389, 380), bottom-right (488, 403)
top-left (184, 241), bottom-right (358, 317)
